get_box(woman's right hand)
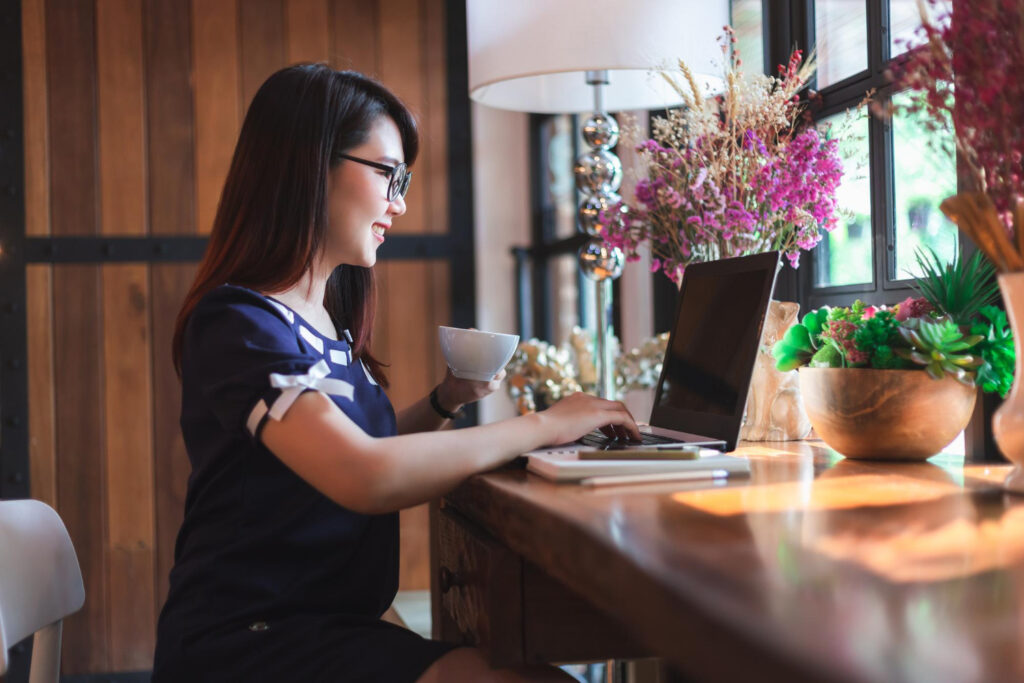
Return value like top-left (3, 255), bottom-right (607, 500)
top-left (535, 391), bottom-right (643, 446)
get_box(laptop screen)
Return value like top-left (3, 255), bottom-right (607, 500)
top-left (651, 252), bottom-right (779, 449)
top-left (657, 267), bottom-right (771, 415)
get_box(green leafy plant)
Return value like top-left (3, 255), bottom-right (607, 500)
top-left (772, 298), bottom-right (1012, 394)
top-left (852, 310), bottom-right (911, 370)
top-left (772, 306), bottom-right (835, 371)
top-left (970, 306), bottom-right (1016, 397)
top-left (827, 300), bottom-right (867, 324)
top-left (773, 324), bottom-right (815, 371)
top-left (912, 246), bottom-right (999, 323)
top-left (895, 318), bottom-right (984, 384)
top-left (772, 250), bottom-right (1014, 395)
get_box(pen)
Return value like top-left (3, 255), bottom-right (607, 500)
top-left (580, 468), bottom-right (729, 488)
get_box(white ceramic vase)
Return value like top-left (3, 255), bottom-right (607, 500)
top-left (995, 272), bottom-right (1024, 491)
top-left (740, 300), bottom-right (813, 441)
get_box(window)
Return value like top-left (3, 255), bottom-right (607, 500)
top-left (889, 0), bottom-right (952, 57)
top-left (814, 110), bottom-right (873, 288)
top-left (815, 0), bottom-right (869, 87)
top-left (516, 114), bottom-right (603, 343)
top-left (731, 0), bottom-right (765, 76)
top-left (890, 90), bottom-right (958, 279)
top-left (799, 0), bottom-right (963, 309)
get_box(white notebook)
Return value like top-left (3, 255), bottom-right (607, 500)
top-left (525, 450), bottom-right (751, 483)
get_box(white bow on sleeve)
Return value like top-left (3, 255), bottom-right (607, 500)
top-left (267, 359), bottom-right (355, 420)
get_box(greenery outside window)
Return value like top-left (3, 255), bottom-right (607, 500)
top-left (797, 0), bottom-right (963, 310)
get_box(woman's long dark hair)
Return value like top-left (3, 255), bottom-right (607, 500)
top-left (172, 65), bottom-right (419, 387)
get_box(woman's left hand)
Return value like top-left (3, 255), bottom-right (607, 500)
top-left (435, 367), bottom-right (506, 413)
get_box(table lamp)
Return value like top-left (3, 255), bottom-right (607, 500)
top-left (467, 0), bottom-right (727, 399)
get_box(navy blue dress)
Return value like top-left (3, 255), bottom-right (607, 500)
top-left (152, 285), bottom-right (457, 682)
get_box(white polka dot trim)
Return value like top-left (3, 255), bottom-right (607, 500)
top-left (361, 359), bottom-right (378, 386)
top-left (267, 300), bottom-right (295, 324)
top-left (298, 325), bottom-right (324, 354)
top-left (246, 399), bottom-right (269, 436)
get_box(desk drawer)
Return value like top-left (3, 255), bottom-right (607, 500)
top-left (436, 506), bottom-right (649, 666)
top-left (436, 507), bottom-right (523, 665)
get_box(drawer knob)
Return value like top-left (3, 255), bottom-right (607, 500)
top-left (439, 566), bottom-right (466, 593)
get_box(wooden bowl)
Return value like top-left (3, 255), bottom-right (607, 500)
top-left (798, 367), bottom-right (977, 461)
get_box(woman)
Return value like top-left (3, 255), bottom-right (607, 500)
top-left (152, 64), bottom-right (640, 683)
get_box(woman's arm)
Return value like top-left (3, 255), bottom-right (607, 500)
top-left (261, 390), bottom-right (640, 515)
top-left (394, 369), bottom-right (505, 435)
top-left (395, 392), bottom-right (453, 434)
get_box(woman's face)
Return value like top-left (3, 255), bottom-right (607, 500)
top-left (325, 116), bottom-right (407, 268)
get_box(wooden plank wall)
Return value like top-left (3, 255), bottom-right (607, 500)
top-left (21, 0), bottom-right (451, 674)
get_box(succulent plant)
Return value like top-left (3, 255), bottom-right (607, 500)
top-left (896, 318), bottom-right (984, 384)
top-left (772, 306), bottom-right (832, 371)
top-left (912, 246), bottom-right (998, 323)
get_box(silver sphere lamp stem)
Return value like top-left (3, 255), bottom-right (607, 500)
top-left (576, 69), bottom-right (622, 400)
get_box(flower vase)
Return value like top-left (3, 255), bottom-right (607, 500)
top-left (995, 272), bottom-right (1024, 491)
top-left (740, 300), bottom-right (813, 441)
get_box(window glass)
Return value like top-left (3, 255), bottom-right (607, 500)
top-left (731, 0), bottom-right (765, 76)
top-left (550, 254), bottom-right (581, 345)
top-left (815, 110), bottom-right (873, 287)
top-left (890, 0), bottom-right (951, 58)
top-left (542, 115), bottom-right (577, 238)
top-left (815, 0), bottom-right (868, 88)
top-left (891, 90), bottom-right (958, 279)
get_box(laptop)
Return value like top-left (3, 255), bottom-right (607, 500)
top-left (526, 250), bottom-right (781, 457)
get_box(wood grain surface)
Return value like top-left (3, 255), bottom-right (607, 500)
top-left (144, 0), bottom-right (195, 235)
top-left (191, 0), bottom-right (240, 236)
top-left (239, 0), bottom-right (287, 110)
top-left (54, 266), bottom-right (107, 673)
top-left (26, 265), bottom-right (56, 509)
top-left (102, 265), bottom-right (156, 669)
top-left (285, 0), bottom-right (330, 64)
top-left (445, 442), bottom-right (1020, 682)
top-left (150, 264), bottom-right (196, 617)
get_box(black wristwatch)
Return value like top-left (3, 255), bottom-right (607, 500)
top-left (429, 385), bottom-right (465, 420)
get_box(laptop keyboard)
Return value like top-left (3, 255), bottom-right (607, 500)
top-left (577, 430), bottom-right (680, 450)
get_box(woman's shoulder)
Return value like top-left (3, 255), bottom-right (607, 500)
top-left (186, 284), bottom-right (299, 348)
top-left (194, 284), bottom-right (295, 327)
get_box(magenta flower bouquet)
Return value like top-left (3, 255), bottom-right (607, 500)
top-left (600, 28), bottom-right (845, 284)
top-left (884, 0), bottom-right (1024, 271)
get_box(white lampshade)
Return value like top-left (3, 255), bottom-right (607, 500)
top-left (467, 0), bottom-right (729, 113)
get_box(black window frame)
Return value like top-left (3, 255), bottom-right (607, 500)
top-left (775, 0), bottom-right (970, 310)
top-left (516, 113), bottom-right (620, 343)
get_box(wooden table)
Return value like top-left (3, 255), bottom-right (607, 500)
top-left (433, 441), bottom-right (1024, 682)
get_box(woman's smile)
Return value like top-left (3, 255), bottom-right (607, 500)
top-left (372, 222), bottom-right (389, 242)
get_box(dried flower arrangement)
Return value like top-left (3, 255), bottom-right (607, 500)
top-left (598, 27), bottom-right (846, 284)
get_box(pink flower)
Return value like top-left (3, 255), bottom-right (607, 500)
top-left (595, 27), bottom-right (847, 279)
top-left (889, 1), bottom-right (1024, 224)
top-left (894, 296), bottom-right (934, 322)
top-left (847, 349), bottom-right (870, 364)
top-left (862, 305), bottom-right (878, 319)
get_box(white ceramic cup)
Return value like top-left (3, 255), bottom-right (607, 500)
top-left (439, 326), bottom-right (520, 382)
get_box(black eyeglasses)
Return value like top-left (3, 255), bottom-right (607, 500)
top-left (336, 153), bottom-right (412, 201)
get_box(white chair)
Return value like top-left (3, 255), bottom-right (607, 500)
top-left (0, 499), bottom-right (85, 682)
